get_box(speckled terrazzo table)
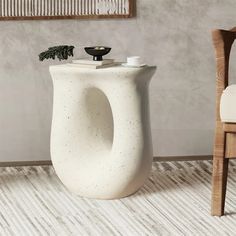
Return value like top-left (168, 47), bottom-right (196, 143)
top-left (49, 64), bottom-right (156, 199)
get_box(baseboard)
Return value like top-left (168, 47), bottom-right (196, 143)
top-left (153, 155), bottom-right (213, 162)
top-left (0, 156), bottom-right (213, 167)
top-left (0, 160), bottom-right (52, 167)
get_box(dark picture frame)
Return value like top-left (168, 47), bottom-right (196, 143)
top-left (0, 0), bottom-right (135, 21)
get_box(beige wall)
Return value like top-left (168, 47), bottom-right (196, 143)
top-left (1, 0), bottom-right (236, 161)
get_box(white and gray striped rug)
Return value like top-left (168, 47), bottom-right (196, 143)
top-left (0, 160), bottom-right (236, 236)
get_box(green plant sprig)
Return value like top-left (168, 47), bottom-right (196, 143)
top-left (39, 45), bottom-right (75, 61)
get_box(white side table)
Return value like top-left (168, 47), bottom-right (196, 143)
top-left (49, 64), bottom-right (156, 199)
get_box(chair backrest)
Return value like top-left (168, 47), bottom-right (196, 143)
top-left (212, 27), bottom-right (236, 122)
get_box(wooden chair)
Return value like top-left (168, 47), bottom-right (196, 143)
top-left (211, 27), bottom-right (236, 216)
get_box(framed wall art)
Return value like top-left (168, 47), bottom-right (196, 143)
top-left (0, 0), bottom-right (135, 20)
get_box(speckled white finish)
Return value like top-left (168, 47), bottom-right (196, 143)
top-left (49, 64), bottom-right (156, 199)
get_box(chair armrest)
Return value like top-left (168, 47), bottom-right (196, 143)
top-left (212, 29), bottom-right (235, 122)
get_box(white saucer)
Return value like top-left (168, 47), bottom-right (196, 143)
top-left (122, 63), bottom-right (146, 68)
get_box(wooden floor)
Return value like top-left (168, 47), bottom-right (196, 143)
top-left (0, 160), bottom-right (236, 235)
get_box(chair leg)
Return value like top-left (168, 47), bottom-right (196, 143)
top-left (211, 131), bottom-right (229, 216)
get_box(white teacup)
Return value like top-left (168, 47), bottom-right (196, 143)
top-left (127, 56), bottom-right (142, 66)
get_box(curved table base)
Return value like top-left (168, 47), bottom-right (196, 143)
top-left (50, 65), bottom-right (156, 199)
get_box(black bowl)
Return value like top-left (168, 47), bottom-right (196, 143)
top-left (84, 46), bottom-right (111, 61)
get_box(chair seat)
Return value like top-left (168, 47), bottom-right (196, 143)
top-left (220, 84), bottom-right (236, 122)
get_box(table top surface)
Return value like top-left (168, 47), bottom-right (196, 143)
top-left (50, 63), bottom-right (156, 71)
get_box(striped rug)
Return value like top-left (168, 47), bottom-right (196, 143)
top-left (0, 160), bottom-right (235, 235)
